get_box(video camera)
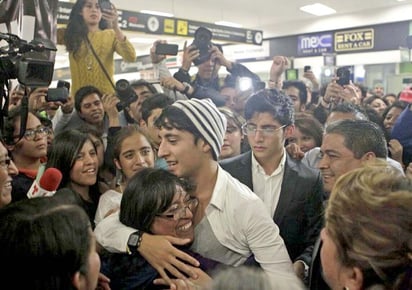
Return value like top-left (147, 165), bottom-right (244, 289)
top-left (1, 32), bottom-right (56, 140)
top-left (191, 27), bottom-right (213, 65)
top-left (0, 32), bottom-right (56, 87)
top-left (115, 79), bottom-right (138, 111)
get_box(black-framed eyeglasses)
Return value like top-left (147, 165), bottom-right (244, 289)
top-left (156, 196), bottom-right (199, 221)
top-left (14, 126), bottom-right (50, 141)
top-left (241, 123), bottom-right (286, 136)
top-left (0, 157), bottom-right (11, 169)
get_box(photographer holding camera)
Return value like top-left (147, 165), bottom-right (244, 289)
top-left (172, 27), bottom-right (262, 107)
top-left (117, 79), bottom-right (158, 126)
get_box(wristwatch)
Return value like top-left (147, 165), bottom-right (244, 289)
top-left (126, 230), bottom-right (143, 255)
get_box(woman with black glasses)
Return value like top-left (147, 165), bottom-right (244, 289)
top-left (99, 168), bottom-right (222, 290)
top-left (3, 105), bottom-right (50, 202)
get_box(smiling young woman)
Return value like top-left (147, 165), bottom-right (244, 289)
top-left (46, 129), bottom-right (101, 228)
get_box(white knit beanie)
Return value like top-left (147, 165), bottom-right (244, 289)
top-left (172, 98), bottom-right (227, 160)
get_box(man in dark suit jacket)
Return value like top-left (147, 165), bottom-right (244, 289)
top-left (220, 88), bottom-right (324, 282)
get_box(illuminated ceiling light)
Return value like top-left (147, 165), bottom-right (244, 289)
top-left (140, 10), bottom-right (174, 17)
top-left (300, 3), bottom-right (336, 16)
top-left (214, 21), bottom-right (243, 28)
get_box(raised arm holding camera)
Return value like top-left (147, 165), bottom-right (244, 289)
top-left (64, 0), bottom-right (136, 97)
top-left (172, 27), bottom-right (262, 107)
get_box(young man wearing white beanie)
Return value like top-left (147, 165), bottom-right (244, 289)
top-left (95, 98), bottom-right (304, 289)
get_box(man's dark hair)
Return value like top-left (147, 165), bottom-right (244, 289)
top-left (141, 93), bottom-right (174, 123)
top-left (282, 80), bottom-right (308, 105)
top-left (244, 88), bottom-right (294, 126)
top-left (130, 79), bottom-right (158, 95)
top-left (354, 82), bottom-right (368, 99)
top-left (330, 103), bottom-right (368, 121)
top-left (74, 85), bottom-right (102, 113)
top-left (325, 119), bottom-right (387, 159)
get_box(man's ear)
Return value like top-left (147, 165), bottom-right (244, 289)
top-left (300, 103), bottom-right (306, 112)
top-left (284, 124), bottom-right (295, 139)
top-left (342, 266), bottom-right (363, 290)
top-left (71, 271), bottom-right (82, 290)
top-left (361, 151), bottom-right (376, 162)
top-left (198, 138), bottom-right (211, 155)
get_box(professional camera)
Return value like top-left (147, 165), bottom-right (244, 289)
top-left (0, 32), bottom-right (55, 87)
top-left (115, 79), bottom-right (137, 111)
top-left (191, 27), bottom-right (213, 65)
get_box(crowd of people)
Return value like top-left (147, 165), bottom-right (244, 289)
top-left (1, 0), bottom-right (412, 289)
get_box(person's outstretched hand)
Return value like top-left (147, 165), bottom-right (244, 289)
top-left (139, 233), bottom-right (200, 288)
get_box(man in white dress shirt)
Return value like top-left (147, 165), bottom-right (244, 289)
top-left (95, 98), bottom-right (303, 289)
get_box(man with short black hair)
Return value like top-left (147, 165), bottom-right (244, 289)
top-left (309, 118), bottom-right (389, 290)
top-left (139, 93), bottom-right (174, 169)
top-left (220, 88), bottom-right (324, 282)
top-left (283, 80), bottom-right (308, 113)
top-left (319, 119), bottom-right (387, 192)
top-left (119, 79), bottom-right (158, 126)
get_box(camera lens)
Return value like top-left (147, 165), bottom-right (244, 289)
top-left (116, 79), bottom-right (129, 91)
top-left (192, 27), bottom-right (213, 65)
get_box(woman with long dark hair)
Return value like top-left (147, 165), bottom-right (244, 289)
top-left (46, 129), bottom-right (101, 228)
top-left (94, 126), bottom-right (155, 225)
top-left (64, 0), bottom-right (136, 96)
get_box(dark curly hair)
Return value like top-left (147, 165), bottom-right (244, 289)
top-left (244, 88), bottom-right (295, 126)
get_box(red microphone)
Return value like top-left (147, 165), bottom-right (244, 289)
top-left (27, 168), bottom-right (63, 198)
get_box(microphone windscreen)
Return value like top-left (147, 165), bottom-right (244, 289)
top-left (39, 168), bottom-right (63, 191)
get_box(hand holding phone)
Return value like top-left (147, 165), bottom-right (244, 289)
top-left (46, 87), bottom-right (69, 103)
top-left (155, 43), bottom-right (179, 56)
top-left (336, 67), bottom-right (352, 86)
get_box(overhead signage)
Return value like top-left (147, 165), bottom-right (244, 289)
top-left (334, 28), bottom-right (374, 52)
top-left (57, 2), bottom-right (263, 45)
top-left (297, 33), bottom-right (333, 56)
top-left (222, 42), bottom-right (270, 61)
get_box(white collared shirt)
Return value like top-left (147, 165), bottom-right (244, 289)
top-left (252, 148), bottom-right (286, 217)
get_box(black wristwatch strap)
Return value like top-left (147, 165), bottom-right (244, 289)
top-left (126, 230), bottom-right (143, 255)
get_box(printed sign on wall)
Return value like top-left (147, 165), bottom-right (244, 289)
top-left (334, 28), bottom-right (374, 52)
top-left (297, 33), bottom-right (333, 56)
